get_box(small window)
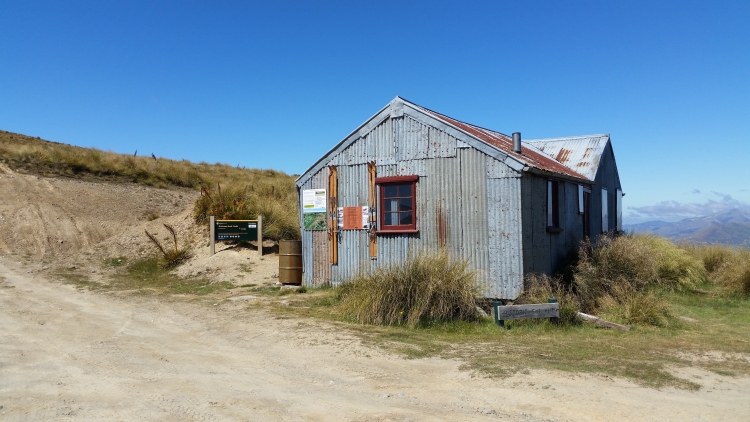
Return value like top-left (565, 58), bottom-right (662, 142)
top-left (602, 188), bottom-right (609, 232)
top-left (376, 175), bottom-right (418, 233)
top-left (616, 189), bottom-right (623, 231)
top-left (547, 180), bottom-right (561, 233)
top-left (578, 185), bottom-right (584, 214)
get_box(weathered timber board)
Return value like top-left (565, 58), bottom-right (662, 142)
top-left (495, 303), bottom-right (560, 320)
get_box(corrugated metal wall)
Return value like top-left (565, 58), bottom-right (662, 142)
top-left (594, 142), bottom-right (622, 235)
top-left (458, 148), bottom-right (490, 291)
top-left (521, 174), bottom-right (600, 277)
top-left (331, 164), bottom-right (371, 285)
top-left (300, 167), bottom-right (331, 287)
top-left (486, 175), bottom-right (523, 299)
top-left (300, 114), bottom-right (528, 298)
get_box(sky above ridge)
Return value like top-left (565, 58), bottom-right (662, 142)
top-left (1, 0), bottom-right (748, 224)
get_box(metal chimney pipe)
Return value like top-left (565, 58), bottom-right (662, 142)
top-left (512, 132), bottom-right (522, 154)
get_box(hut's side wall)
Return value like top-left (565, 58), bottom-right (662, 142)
top-left (521, 142), bottom-right (622, 278)
top-left (521, 174), bottom-right (585, 277)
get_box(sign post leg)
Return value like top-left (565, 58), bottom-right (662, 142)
top-left (258, 215), bottom-right (263, 258)
top-left (493, 301), bottom-right (504, 328)
top-left (548, 298), bottom-right (559, 325)
top-left (210, 216), bottom-right (215, 256)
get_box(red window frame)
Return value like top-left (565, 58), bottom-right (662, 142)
top-left (376, 175), bottom-right (418, 234)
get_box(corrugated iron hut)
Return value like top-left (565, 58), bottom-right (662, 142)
top-left (295, 97), bottom-right (622, 299)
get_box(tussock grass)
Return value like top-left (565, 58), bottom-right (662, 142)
top-left (193, 182), bottom-right (300, 240)
top-left (571, 234), bottom-right (706, 326)
top-left (517, 234), bottom-right (708, 327)
top-left (337, 251), bottom-right (480, 327)
top-left (0, 129), bottom-right (300, 241)
top-left (682, 244), bottom-right (750, 297)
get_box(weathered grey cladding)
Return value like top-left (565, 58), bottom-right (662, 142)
top-left (394, 116), bottom-right (458, 162)
top-left (521, 175), bottom-right (550, 275)
top-left (594, 142), bottom-right (622, 233)
top-left (486, 155), bottom-right (517, 179)
top-left (311, 167), bottom-right (331, 285)
top-left (299, 177), bottom-right (314, 286)
top-left (328, 115), bottom-right (458, 168)
top-left (375, 157), bottom-right (463, 270)
top-left (522, 174), bottom-right (587, 277)
top-left (459, 148), bottom-right (490, 291)
top-left (329, 117), bottom-right (395, 166)
top-left (299, 167), bottom-right (330, 287)
top-left (330, 164), bottom-right (371, 285)
top-left (486, 176), bottom-right (523, 299)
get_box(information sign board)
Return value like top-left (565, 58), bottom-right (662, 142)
top-left (215, 220), bottom-right (258, 241)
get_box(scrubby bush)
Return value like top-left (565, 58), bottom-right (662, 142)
top-left (145, 224), bottom-right (192, 268)
top-left (337, 251), bottom-right (480, 327)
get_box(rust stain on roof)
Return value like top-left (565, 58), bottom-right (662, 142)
top-left (555, 148), bottom-right (572, 163)
top-left (415, 106), bottom-right (588, 180)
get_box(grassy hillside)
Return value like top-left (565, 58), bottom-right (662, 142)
top-left (0, 129), bottom-right (300, 240)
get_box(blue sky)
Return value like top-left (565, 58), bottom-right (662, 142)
top-left (1, 1), bottom-right (748, 224)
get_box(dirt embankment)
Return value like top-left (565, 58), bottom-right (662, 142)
top-left (0, 163), bottom-right (196, 260)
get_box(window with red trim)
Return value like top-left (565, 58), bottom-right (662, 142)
top-left (376, 176), bottom-right (418, 233)
top-left (547, 180), bottom-right (563, 233)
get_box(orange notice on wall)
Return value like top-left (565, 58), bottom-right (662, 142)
top-left (342, 206), bottom-right (363, 230)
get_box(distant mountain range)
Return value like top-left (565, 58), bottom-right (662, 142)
top-left (623, 209), bottom-right (750, 246)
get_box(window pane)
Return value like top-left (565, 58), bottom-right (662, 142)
top-left (384, 212), bottom-right (398, 226)
top-left (385, 199), bottom-right (398, 212)
top-left (602, 188), bottom-right (609, 232)
top-left (384, 185), bottom-right (397, 198)
top-left (397, 184), bottom-right (412, 197)
top-left (400, 212), bottom-right (412, 225)
top-left (399, 198), bottom-right (412, 211)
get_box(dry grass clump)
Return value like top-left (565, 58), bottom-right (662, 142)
top-left (145, 224), bottom-right (192, 268)
top-left (570, 234), bottom-right (706, 326)
top-left (0, 129), bottom-right (294, 191)
top-left (575, 234), bottom-right (705, 308)
top-left (193, 182), bottom-right (300, 240)
top-left (337, 251), bottom-right (480, 327)
top-left (515, 274), bottom-right (582, 326)
top-left (682, 244), bottom-right (750, 297)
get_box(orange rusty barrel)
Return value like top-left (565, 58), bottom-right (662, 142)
top-left (278, 240), bottom-right (302, 285)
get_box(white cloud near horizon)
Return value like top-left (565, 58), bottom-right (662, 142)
top-left (629, 192), bottom-right (750, 219)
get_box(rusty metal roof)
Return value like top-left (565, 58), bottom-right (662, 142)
top-left (408, 102), bottom-right (589, 180)
top-left (525, 135), bottom-right (610, 181)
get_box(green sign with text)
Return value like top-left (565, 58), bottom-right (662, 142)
top-left (215, 220), bottom-right (258, 241)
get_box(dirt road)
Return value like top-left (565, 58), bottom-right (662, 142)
top-left (2, 259), bottom-right (748, 422)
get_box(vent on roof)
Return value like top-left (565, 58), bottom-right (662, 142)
top-left (512, 132), bottom-right (522, 154)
